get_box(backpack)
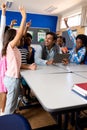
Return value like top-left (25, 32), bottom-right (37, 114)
top-left (0, 55), bottom-right (7, 93)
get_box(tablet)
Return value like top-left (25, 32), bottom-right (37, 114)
top-left (54, 53), bottom-right (70, 63)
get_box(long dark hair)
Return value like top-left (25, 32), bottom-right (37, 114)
top-left (2, 29), bottom-right (16, 56)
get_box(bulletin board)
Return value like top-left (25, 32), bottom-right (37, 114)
top-left (28, 27), bottom-right (50, 44)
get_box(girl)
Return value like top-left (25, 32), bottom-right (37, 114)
top-left (0, 3), bottom-right (7, 115)
top-left (2, 6), bottom-right (26, 115)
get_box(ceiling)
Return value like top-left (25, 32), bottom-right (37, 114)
top-left (1, 0), bottom-right (87, 17)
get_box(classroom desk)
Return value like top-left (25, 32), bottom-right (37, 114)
top-left (55, 63), bottom-right (87, 72)
top-left (21, 66), bottom-right (87, 113)
top-left (74, 71), bottom-right (87, 79)
top-left (24, 65), bottom-right (68, 74)
top-left (21, 65), bottom-right (87, 129)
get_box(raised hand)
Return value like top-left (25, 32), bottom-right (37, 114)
top-left (19, 6), bottom-right (26, 19)
top-left (64, 18), bottom-right (69, 28)
top-left (64, 18), bottom-right (68, 23)
top-left (1, 3), bottom-right (6, 15)
top-left (26, 20), bottom-right (32, 28)
top-left (10, 19), bottom-right (17, 28)
top-left (11, 19), bottom-right (17, 25)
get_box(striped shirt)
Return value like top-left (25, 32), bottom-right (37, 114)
top-left (18, 48), bottom-right (29, 64)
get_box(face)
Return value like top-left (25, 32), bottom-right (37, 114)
top-left (76, 38), bottom-right (83, 49)
top-left (44, 34), bottom-right (55, 49)
top-left (57, 38), bottom-right (63, 47)
top-left (25, 37), bottom-right (32, 46)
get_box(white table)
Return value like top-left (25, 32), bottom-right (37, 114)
top-left (23, 65), bottom-right (68, 74)
top-left (55, 63), bottom-right (87, 73)
top-left (74, 71), bottom-right (87, 79)
top-left (21, 66), bottom-right (87, 113)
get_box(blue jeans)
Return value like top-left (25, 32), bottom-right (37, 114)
top-left (4, 76), bottom-right (20, 114)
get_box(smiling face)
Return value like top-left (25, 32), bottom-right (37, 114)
top-left (76, 38), bottom-right (83, 50)
top-left (57, 37), bottom-right (63, 47)
top-left (44, 34), bottom-right (55, 49)
top-left (76, 34), bottom-right (87, 50)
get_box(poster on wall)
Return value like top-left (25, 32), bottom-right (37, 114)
top-left (28, 27), bottom-right (50, 44)
top-left (38, 30), bottom-right (46, 43)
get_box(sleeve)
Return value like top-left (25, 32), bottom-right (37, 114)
top-left (67, 28), bottom-right (76, 48)
top-left (70, 47), bottom-right (86, 64)
top-left (0, 15), bottom-right (6, 53)
top-left (34, 45), bottom-right (47, 65)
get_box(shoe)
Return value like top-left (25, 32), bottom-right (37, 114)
top-left (0, 109), bottom-right (4, 116)
top-left (22, 96), bottom-right (29, 104)
top-left (16, 95), bottom-right (23, 108)
top-left (28, 96), bottom-right (39, 104)
top-left (0, 113), bottom-right (4, 116)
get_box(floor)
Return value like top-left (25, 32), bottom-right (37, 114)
top-left (0, 94), bottom-right (87, 130)
top-left (16, 103), bottom-right (57, 130)
top-left (16, 101), bottom-right (75, 130)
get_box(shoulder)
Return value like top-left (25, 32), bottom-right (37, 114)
top-left (53, 44), bottom-right (59, 51)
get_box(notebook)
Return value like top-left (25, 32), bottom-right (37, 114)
top-left (72, 83), bottom-right (87, 97)
top-left (54, 53), bottom-right (70, 63)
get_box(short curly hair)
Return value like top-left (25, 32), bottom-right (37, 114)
top-left (76, 34), bottom-right (87, 47)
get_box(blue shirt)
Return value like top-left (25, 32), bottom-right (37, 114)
top-left (67, 28), bottom-right (86, 64)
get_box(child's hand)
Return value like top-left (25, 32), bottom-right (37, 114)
top-left (19, 6), bottom-right (26, 18)
top-left (61, 47), bottom-right (68, 54)
top-left (11, 20), bottom-right (17, 25)
top-left (26, 20), bottom-right (32, 28)
top-left (29, 63), bottom-right (37, 70)
top-left (64, 18), bottom-right (68, 22)
top-left (62, 58), bottom-right (69, 65)
top-left (1, 3), bottom-right (6, 15)
top-left (64, 18), bottom-right (69, 28)
top-left (10, 19), bottom-right (17, 28)
top-left (1, 3), bottom-right (6, 9)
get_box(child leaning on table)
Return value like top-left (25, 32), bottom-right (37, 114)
top-left (62, 18), bottom-right (87, 65)
top-left (2, 6), bottom-right (26, 115)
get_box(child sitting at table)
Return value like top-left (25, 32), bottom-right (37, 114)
top-left (62, 18), bottom-right (87, 65)
top-left (56, 36), bottom-right (68, 54)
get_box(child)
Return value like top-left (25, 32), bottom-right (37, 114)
top-left (18, 34), bottom-right (37, 104)
top-left (56, 36), bottom-right (68, 54)
top-left (63, 18), bottom-right (87, 65)
top-left (63, 18), bottom-right (87, 127)
top-left (11, 20), bottom-right (37, 104)
top-left (0, 3), bottom-right (7, 115)
top-left (24, 32), bottom-right (35, 64)
top-left (2, 6), bottom-right (26, 115)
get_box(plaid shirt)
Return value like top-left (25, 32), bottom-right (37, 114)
top-left (67, 28), bottom-right (86, 64)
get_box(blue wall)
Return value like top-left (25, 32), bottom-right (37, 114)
top-left (0, 11), bottom-right (58, 32)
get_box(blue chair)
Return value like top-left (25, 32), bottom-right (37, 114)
top-left (0, 114), bottom-right (32, 130)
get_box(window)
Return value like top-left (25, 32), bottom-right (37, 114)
top-left (60, 14), bottom-right (81, 29)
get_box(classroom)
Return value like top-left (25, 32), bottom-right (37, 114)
top-left (0, 0), bottom-right (87, 130)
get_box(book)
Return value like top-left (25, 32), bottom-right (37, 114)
top-left (72, 83), bottom-right (87, 97)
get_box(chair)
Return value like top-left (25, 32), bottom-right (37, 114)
top-left (0, 114), bottom-right (32, 130)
